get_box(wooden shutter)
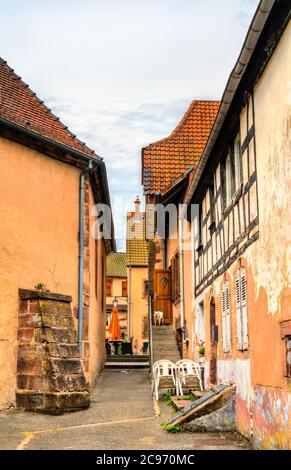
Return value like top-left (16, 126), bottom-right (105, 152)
top-left (236, 272), bottom-right (243, 350)
top-left (236, 268), bottom-right (248, 351)
top-left (106, 278), bottom-right (112, 296)
top-left (222, 281), bottom-right (231, 352)
top-left (122, 280), bottom-right (128, 297)
top-left (240, 269), bottom-right (248, 350)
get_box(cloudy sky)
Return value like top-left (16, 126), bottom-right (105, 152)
top-left (0, 0), bottom-right (259, 250)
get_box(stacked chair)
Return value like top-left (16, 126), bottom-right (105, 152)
top-left (152, 359), bottom-right (203, 401)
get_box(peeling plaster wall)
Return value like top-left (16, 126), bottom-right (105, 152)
top-left (0, 137), bottom-right (80, 409)
top-left (252, 21), bottom-right (291, 320)
top-left (187, 22), bottom-right (291, 449)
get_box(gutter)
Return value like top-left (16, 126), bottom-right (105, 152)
top-left (0, 115), bottom-right (103, 165)
top-left (183, 0), bottom-right (275, 209)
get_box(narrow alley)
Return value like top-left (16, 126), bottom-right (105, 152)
top-left (0, 370), bottom-right (249, 450)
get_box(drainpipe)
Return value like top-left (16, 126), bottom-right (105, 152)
top-left (78, 160), bottom-right (93, 354)
top-left (179, 216), bottom-right (185, 332)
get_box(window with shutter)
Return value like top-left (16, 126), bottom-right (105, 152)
top-left (236, 267), bottom-right (248, 351)
top-left (122, 280), bottom-right (128, 297)
top-left (106, 278), bottom-right (113, 297)
top-left (222, 281), bottom-right (231, 352)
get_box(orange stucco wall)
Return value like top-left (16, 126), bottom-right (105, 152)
top-left (87, 184), bottom-right (107, 386)
top-left (0, 136), bottom-right (107, 408)
top-left (128, 266), bottom-right (148, 353)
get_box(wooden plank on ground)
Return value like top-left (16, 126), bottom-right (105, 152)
top-left (168, 384), bottom-right (234, 427)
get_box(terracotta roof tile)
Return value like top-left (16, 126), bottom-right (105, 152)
top-left (0, 58), bottom-right (97, 158)
top-left (106, 253), bottom-right (127, 278)
top-left (142, 100), bottom-right (220, 195)
top-left (126, 212), bottom-right (148, 266)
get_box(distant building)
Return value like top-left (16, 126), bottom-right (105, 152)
top-left (126, 197), bottom-right (149, 354)
top-left (106, 253), bottom-right (128, 339)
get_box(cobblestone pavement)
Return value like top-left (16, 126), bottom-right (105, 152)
top-left (0, 369), bottom-right (250, 450)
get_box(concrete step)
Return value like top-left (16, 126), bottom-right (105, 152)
top-left (152, 331), bottom-right (176, 337)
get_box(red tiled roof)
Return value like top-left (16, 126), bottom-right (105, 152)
top-left (0, 58), bottom-right (96, 158)
top-left (142, 100), bottom-right (220, 195)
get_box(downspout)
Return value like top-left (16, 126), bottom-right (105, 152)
top-left (78, 160), bottom-right (93, 354)
top-left (179, 216), bottom-right (185, 332)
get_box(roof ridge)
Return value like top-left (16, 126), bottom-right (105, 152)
top-left (0, 57), bottom-right (96, 157)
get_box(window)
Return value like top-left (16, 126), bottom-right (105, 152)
top-left (197, 301), bottom-right (205, 342)
top-left (222, 281), bottom-right (231, 352)
top-left (122, 280), bottom-right (128, 297)
top-left (286, 337), bottom-right (291, 378)
top-left (235, 267), bottom-right (248, 350)
top-left (209, 183), bottom-right (216, 235)
top-left (171, 254), bottom-right (180, 303)
top-left (234, 134), bottom-right (242, 190)
top-left (225, 154), bottom-right (233, 206)
top-left (106, 278), bottom-right (113, 297)
top-left (196, 203), bottom-right (203, 252)
top-left (142, 280), bottom-right (149, 299)
top-left (106, 311), bottom-right (111, 327)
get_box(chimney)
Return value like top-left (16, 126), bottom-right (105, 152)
top-left (135, 195), bottom-right (141, 217)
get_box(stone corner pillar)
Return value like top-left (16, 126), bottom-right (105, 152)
top-left (16, 289), bottom-right (90, 414)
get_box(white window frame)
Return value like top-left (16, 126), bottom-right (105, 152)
top-left (234, 134), bottom-right (242, 190)
top-left (236, 267), bottom-right (249, 351)
top-left (222, 281), bottom-right (231, 352)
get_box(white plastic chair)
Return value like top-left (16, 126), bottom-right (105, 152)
top-left (152, 360), bottom-right (176, 401)
top-left (175, 359), bottom-right (203, 395)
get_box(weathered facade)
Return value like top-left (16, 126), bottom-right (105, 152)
top-left (185, 0), bottom-right (291, 449)
top-left (126, 197), bottom-right (149, 354)
top-left (0, 58), bottom-right (114, 411)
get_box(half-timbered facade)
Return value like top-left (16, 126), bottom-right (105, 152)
top-left (194, 92), bottom-right (259, 297)
top-left (185, 0), bottom-right (291, 450)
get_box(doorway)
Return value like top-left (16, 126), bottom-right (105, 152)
top-left (153, 269), bottom-right (172, 324)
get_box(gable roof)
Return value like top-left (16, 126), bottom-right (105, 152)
top-left (106, 253), bottom-right (127, 278)
top-left (126, 212), bottom-right (149, 266)
top-left (142, 100), bottom-right (220, 195)
top-left (0, 57), bottom-right (98, 159)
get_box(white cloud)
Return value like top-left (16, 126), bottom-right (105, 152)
top-left (0, 0), bottom-right (260, 250)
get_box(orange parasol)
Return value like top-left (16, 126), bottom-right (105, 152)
top-left (108, 306), bottom-right (121, 341)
